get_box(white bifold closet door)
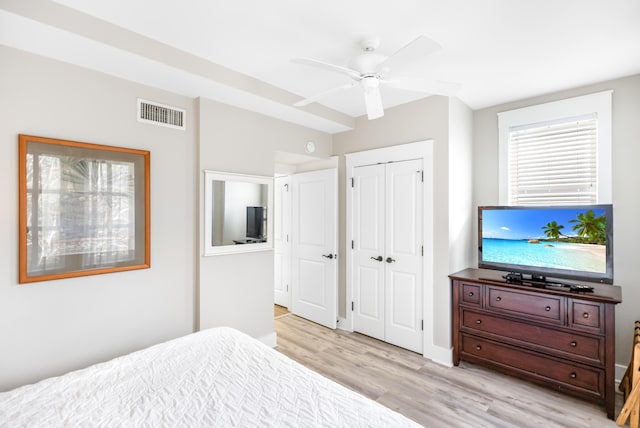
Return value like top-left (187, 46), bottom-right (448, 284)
top-left (352, 159), bottom-right (423, 353)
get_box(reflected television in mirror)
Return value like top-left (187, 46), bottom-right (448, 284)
top-left (204, 171), bottom-right (273, 255)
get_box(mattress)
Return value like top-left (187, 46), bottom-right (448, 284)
top-left (0, 327), bottom-right (422, 427)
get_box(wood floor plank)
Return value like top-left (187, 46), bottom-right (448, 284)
top-left (275, 314), bottom-right (621, 427)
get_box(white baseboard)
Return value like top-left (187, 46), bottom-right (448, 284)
top-left (259, 331), bottom-right (277, 348)
top-left (424, 344), bottom-right (453, 367)
top-left (336, 317), bottom-right (351, 331)
top-left (615, 362), bottom-right (627, 392)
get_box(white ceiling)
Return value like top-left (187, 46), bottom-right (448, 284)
top-left (2, 0), bottom-right (639, 133)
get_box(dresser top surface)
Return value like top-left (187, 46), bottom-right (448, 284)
top-left (450, 268), bottom-right (622, 304)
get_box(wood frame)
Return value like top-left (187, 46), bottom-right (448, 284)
top-left (18, 135), bottom-right (150, 283)
top-left (617, 321), bottom-right (640, 427)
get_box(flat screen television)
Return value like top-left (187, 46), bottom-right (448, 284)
top-left (246, 206), bottom-right (264, 240)
top-left (478, 205), bottom-right (613, 284)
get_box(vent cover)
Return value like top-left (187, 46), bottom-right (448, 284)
top-left (137, 98), bottom-right (186, 130)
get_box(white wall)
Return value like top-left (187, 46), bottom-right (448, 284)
top-left (472, 74), bottom-right (640, 367)
top-left (197, 98), bottom-right (332, 342)
top-left (0, 47), bottom-right (197, 391)
top-left (447, 97), bottom-right (474, 340)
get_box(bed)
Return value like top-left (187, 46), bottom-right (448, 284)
top-left (0, 327), bottom-right (422, 427)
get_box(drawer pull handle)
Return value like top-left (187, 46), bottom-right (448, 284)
top-left (570, 372), bottom-right (577, 379)
top-left (570, 341), bottom-right (577, 347)
top-left (495, 296), bottom-right (502, 302)
top-left (476, 319), bottom-right (482, 325)
top-left (476, 345), bottom-right (482, 351)
top-left (545, 306), bottom-right (551, 312)
top-left (468, 291), bottom-right (475, 297)
top-left (583, 312), bottom-right (590, 319)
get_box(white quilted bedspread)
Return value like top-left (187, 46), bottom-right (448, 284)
top-left (0, 327), bottom-right (422, 427)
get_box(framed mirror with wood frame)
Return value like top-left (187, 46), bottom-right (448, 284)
top-left (18, 135), bottom-right (150, 283)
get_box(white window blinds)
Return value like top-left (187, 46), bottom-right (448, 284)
top-left (507, 114), bottom-right (598, 205)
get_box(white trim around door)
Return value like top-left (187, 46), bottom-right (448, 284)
top-left (345, 140), bottom-right (440, 360)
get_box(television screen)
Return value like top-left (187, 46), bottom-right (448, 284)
top-left (478, 205), bottom-right (613, 284)
top-left (246, 206), bottom-right (264, 239)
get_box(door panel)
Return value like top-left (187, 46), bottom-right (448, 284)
top-left (385, 159), bottom-right (423, 353)
top-left (291, 169), bottom-right (337, 329)
top-left (388, 272), bottom-right (417, 329)
top-left (298, 259), bottom-right (326, 306)
top-left (352, 164), bottom-right (385, 340)
top-left (387, 161), bottom-right (421, 256)
top-left (355, 265), bottom-right (384, 339)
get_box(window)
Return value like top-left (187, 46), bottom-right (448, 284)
top-left (498, 91), bottom-right (612, 206)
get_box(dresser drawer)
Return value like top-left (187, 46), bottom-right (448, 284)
top-left (460, 283), bottom-right (482, 306)
top-left (486, 287), bottom-right (565, 325)
top-left (569, 300), bottom-right (604, 334)
top-left (461, 334), bottom-right (603, 398)
top-left (461, 309), bottom-right (603, 365)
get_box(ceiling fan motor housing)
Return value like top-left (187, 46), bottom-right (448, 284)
top-left (349, 52), bottom-right (387, 75)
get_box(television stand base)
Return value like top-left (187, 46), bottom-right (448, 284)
top-left (501, 271), bottom-right (594, 292)
top-left (503, 271), bottom-right (546, 283)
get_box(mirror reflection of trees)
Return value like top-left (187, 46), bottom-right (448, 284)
top-left (27, 152), bottom-right (136, 274)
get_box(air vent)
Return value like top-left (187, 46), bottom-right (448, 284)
top-left (137, 98), bottom-right (186, 130)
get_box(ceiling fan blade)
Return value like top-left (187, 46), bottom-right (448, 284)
top-left (363, 86), bottom-right (384, 120)
top-left (291, 57), bottom-right (362, 80)
top-left (378, 35), bottom-right (442, 75)
top-left (293, 82), bottom-right (356, 107)
top-left (384, 77), bottom-right (460, 96)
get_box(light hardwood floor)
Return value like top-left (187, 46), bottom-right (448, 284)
top-left (274, 304), bottom-right (289, 318)
top-left (275, 313), bottom-right (622, 428)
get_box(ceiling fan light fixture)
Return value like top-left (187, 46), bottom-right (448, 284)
top-left (361, 75), bottom-right (380, 90)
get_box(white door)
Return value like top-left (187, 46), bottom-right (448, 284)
top-left (291, 169), bottom-right (337, 329)
top-left (384, 160), bottom-right (423, 353)
top-left (274, 176), bottom-right (291, 308)
top-left (351, 159), bottom-right (423, 353)
top-left (352, 164), bottom-right (385, 340)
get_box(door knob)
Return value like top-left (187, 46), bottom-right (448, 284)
top-left (370, 256), bottom-right (383, 262)
top-left (322, 254), bottom-right (334, 259)
top-left (386, 257), bottom-right (396, 263)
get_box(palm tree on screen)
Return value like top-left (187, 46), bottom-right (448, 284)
top-left (569, 210), bottom-right (606, 243)
top-left (542, 221), bottom-right (564, 240)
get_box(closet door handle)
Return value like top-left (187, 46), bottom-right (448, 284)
top-left (322, 254), bottom-right (334, 259)
top-left (386, 257), bottom-right (396, 263)
top-left (370, 256), bottom-right (383, 262)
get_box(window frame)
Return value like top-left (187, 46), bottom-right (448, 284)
top-left (498, 91), bottom-right (612, 205)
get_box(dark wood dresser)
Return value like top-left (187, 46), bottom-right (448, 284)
top-left (450, 268), bottom-right (622, 419)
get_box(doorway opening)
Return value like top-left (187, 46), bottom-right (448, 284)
top-left (273, 153), bottom-right (338, 328)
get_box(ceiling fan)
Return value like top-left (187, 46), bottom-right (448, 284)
top-left (292, 35), bottom-right (460, 120)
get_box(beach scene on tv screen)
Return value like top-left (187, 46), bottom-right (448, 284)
top-left (482, 208), bottom-right (607, 273)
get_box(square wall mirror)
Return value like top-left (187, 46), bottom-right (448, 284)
top-left (203, 171), bottom-right (273, 255)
